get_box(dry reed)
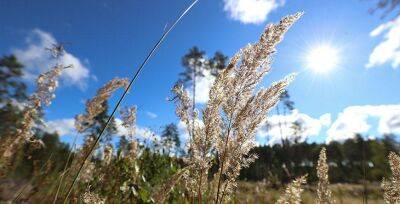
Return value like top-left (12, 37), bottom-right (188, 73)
top-left (382, 152), bottom-right (400, 204)
top-left (316, 147), bottom-right (335, 204)
top-left (0, 53), bottom-right (70, 175)
top-left (276, 175), bottom-right (307, 204)
top-left (171, 12), bottom-right (302, 203)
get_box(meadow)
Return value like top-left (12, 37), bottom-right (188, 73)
top-left (232, 182), bottom-right (385, 204)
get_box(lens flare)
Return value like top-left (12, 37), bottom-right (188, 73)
top-left (306, 45), bottom-right (339, 73)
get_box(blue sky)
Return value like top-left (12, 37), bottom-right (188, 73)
top-left (1, 0), bottom-right (399, 146)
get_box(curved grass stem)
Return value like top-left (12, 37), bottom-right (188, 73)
top-left (62, 1), bottom-right (199, 203)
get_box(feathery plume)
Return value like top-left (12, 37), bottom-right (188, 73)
top-left (171, 12), bottom-right (302, 202)
top-left (128, 140), bottom-right (139, 159)
top-left (276, 175), bottom-right (307, 204)
top-left (172, 83), bottom-right (206, 196)
top-left (120, 106), bottom-right (137, 139)
top-left (82, 189), bottom-right (105, 204)
top-left (382, 152), bottom-right (400, 204)
top-left (32, 64), bottom-right (68, 107)
top-left (75, 77), bottom-right (129, 133)
top-left (212, 12), bottom-right (302, 202)
top-left (120, 106), bottom-right (139, 159)
top-left (1, 63), bottom-right (68, 162)
top-left (103, 145), bottom-right (113, 166)
top-left (316, 147), bottom-right (335, 204)
top-left (79, 161), bottom-right (96, 183)
top-left (65, 78), bottom-right (129, 194)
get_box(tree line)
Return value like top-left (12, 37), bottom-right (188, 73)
top-left (240, 134), bottom-right (399, 185)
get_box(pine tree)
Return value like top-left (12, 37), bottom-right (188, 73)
top-left (209, 51), bottom-right (228, 77)
top-left (179, 46), bottom-right (206, 88)
top-left (0, 55), bottom-right (28, 139)
top-left (161, 123), bottom-right (181, 155)
top-left (0, 55), bottom-right (27, 103)
top-left (369, 0), bottom-right (400, 18)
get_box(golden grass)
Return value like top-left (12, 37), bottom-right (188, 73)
top-left (232, 182), bottom-right (385, 204)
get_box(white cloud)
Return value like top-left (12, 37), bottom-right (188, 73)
top-left (146, 111), bottom-right (158, 119)
top-left (44, 118), bottom-right (76, 136)
top-left (367, 16), bottom-right (400, 69)
top-left (13, 29), bottom-right (91, 89)
top-left (223, 0), bottom-right (284, 24)
top-left (380, 114), bottom-right (400, 135)
top-left (326, 105), bottom-right (400, 142)
top-left (256, 105), bottom-right (400, 145)
top-left (177, 119), bottom-right (204, 140)
top-left (114, 118), bottom-right (159, 141)
top-left (44, 117), bottom-right (160, 141)
top-left (177, 119), bottom-right (207, 150)
top-left (114, 118), bottom-right (129, 136)
top-left (44, 105), bottom-right (400, 148)
top-left (186, 69), bottom-right (215, 104)
top-left (177, 120), bottom-right (190, 144)
top-left (257, 110), bottom-right (331, 145)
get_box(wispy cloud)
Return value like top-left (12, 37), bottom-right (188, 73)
top-left (367, 16), bottom-right (400, 69)
top-left (12, 29), bottom-right (92, 89)
top-left (146, 111), bottom-right (158, 119)
top-left (223, 0), bottom-right (284, 24)
top-left (326, 105), bottom-right (400, 142)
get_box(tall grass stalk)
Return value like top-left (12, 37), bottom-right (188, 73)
top-left (382, 152), bottom-right (400, 203)
top-left (276, 175), bottom-right (307, 204)
top-left (62, 1), bottom-right (199, 202)
top-left (52, 132), bottom-right (78, 203)
top-left (4, 46), bottom-right (69, 201)
top-left (0, 62), bottom-right (68, 174)
top-left (171, 12), bottom-right (302, 203)
top-left (316, 147), bottom-right (335, 204)
top-left (212, 13), bottom-right (302, 203)
top-left (56, 77), bottom-right (131, 202)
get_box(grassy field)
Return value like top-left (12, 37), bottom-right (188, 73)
top-left (232, 182), bottom-right (385, 204)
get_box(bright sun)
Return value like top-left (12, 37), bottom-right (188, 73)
top-left (306, 45), bottom-right (339, 73)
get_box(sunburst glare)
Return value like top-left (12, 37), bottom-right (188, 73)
top-left (306, 44), bottom-right (339, 73)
